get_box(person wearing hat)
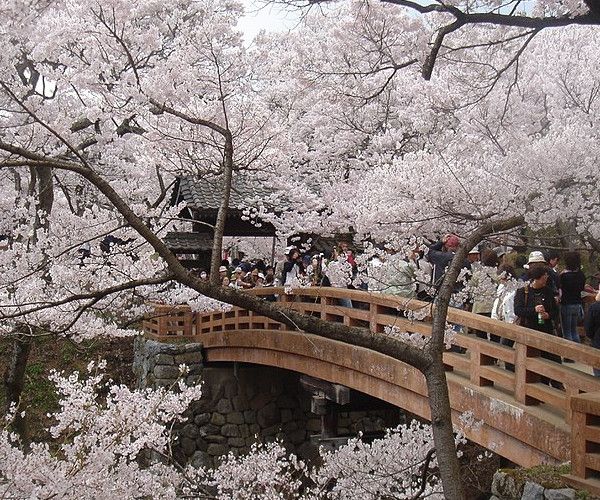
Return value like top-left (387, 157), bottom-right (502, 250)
top-left (514, 265), bottom-right (563, 387)
top-left (233, 267), bottom-right (253, 289)
top-left (467, 246), bottom-right (481, 264)
top-left (520, 251), bottom-right (547, 281)
top-left (525, 251), bottom-right (547, 268)
top-left (522, 250), bottom-right (562, 336)
top-left (218, 265), bottom-right (229, 283)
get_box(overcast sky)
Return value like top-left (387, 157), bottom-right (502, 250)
top-left (238, 0), bottom-right (303, 44)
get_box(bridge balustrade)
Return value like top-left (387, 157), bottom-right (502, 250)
top-left (142, 286), bottom-right (600, 495)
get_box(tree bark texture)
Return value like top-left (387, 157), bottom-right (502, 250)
top-left (210, 131), bottom-right (233, 285)
top-left (2, 165), bottom-right (54, 441)
top-left (3, 335), bottom-right (32, 444)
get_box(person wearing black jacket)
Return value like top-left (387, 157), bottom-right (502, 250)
top-left (559, 251), bottom-right (586, 344)
top-left (514, 265), bottom-right (563, 384)
top-left (585, 290), bottom-right (600, 376)
top-left (279, 246), bottom-right (305, 286)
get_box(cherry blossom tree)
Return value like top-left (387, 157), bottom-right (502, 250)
top-left (0, 0), bottom-right (280, 436)
top-left (2, 0), bottom-right (600, 498)
top-left (2, 362), bottom-right (476, 499)
top-left (271, 0), bottom-right (600, 79)
top-left (250, 3), bottom-right (600, 495)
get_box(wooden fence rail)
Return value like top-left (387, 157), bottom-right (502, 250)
top-left (142, 286), bottom-right (600, 495)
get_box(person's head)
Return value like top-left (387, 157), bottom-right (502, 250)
top-left (525, 251), bottom-right (546, 273)
top-left (219, 265), bottom-right (228, 276)
top-left (444, 234), bottom-right (460, 252)
top-left (222, 276), bottom-right (230, 286)
top-left (467, 247), bottom-right (480, 263)
top-left (529, 265), bottom-right (549, 285)
top-left (251, 268), bottom-right (259, 279)
top-left (493, 246), bottom-right (511, 261)
top-left (338, 241), bottom-right (350, 252)
top-left (199, 269), bottom-right (208, 280)
top-left (284, 246), bottom-right (297, 260)
top-left (265, 265), bottom-right (274, 276)
top-left (545, 250), bottom-right (560, 268)
top-left (563, 251), bottom-right (581, 271)
top-left (481, 248), bottom-right (499, 268)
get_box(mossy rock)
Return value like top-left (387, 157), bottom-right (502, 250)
top-left (499, 464), bottom-right (572, 491)
top-left (495, 464), bottom-right (598, 499)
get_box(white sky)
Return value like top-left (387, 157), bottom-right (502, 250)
top-left (238, 0), bottom-right (303, 44)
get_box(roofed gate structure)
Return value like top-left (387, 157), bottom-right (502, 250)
top-left (164, 175), bottom-right (352, 267)
top-left (164, 175), bottom-right (280, 268)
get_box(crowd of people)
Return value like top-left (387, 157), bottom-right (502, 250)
top-left (192, 235), bottom-right (600, 377)
top-left (194, 241), bottom-right (358, 291)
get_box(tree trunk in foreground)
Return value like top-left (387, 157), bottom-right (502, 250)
top-left (425, 217), bottom-right (524, 499)
top-left (3, 335), bottom-right (32, 444)
top-left (210, 131), bottom-right (234, 285)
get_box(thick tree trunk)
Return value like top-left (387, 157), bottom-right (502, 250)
top-left (3, 334), bottom-right (32, 444)
top-left (425, 361), bottom-right (463, 499)
top-left (210, 132), bottom-right (233, 285)
top-left (2, 165), bottom-right (53, 441)
top-left (426, 246), bottom-right (467, 499)
top-left (426, 216), bottom-right (524, 499)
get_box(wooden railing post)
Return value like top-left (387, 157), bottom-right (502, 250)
top-left (470, 343), bottom-right (494, 387)
top-left (514, 342), bottom-right (540, 406)
top-left (563, 392), bottom-right (600, 496)
top-left (369, 302), bottom-right (383, 333)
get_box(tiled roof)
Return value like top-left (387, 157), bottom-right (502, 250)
top-left (163, 231), bottom-right (213, 252)
top-left (176, 175), bottom-right (279, 212)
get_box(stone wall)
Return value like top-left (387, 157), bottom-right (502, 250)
top-left (133, 337), bottom-right (203, 389)
top-left (134, 337), bottom-right (400, 468)
top-left (491, 471), bottom-right (577, 500)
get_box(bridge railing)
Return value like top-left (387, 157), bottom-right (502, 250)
top-left (564, 393), bottom-right (600, 495)
top-left (143, 286), bottom-right (600, 491)
top-left (144, 287), bottom-right (600, 412)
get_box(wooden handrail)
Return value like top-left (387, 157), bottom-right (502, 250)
top-left (143, 286), bottom-right (600, 414)
top-left (142, 286), bottom-right (600, 490)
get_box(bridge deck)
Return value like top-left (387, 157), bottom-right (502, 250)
top-left (143, 287), bottom-right (600, 495)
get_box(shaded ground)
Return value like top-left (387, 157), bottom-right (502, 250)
top-left (0, 335), bottom-right (135, 441)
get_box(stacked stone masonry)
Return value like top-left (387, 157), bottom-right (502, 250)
top-left (134, 338), bottom-right (396, 468)
top-left (491, 471), bottom-right (578, 500)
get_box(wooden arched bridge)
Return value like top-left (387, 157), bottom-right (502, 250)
top-left (143, 287), bottom-right (600, 495)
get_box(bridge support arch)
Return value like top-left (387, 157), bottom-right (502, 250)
top-left (133, 337), bottom-right (404, 468)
